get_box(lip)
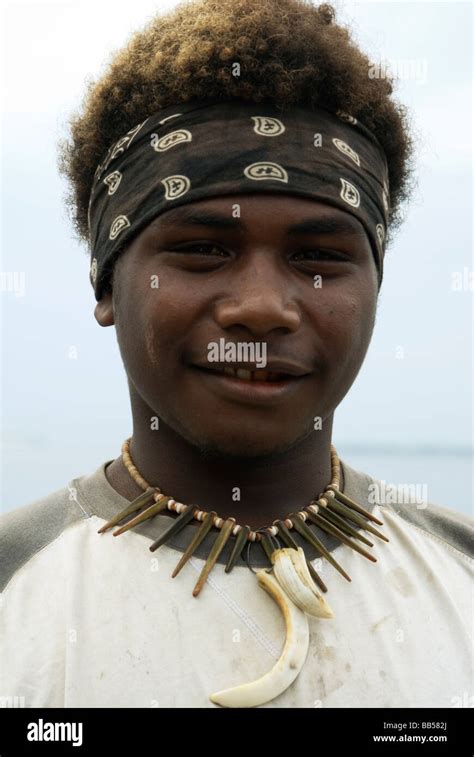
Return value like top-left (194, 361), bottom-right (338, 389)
top-left (192, 360), bottom-right (312, 377)
top-left (189, 364), bottom-right (312, 405)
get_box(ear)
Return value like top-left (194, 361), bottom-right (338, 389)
top-left (94, 290), bottom-right (115, 327)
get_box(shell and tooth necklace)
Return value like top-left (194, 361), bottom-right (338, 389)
top-left (98, 437), bottom-right (388, 708)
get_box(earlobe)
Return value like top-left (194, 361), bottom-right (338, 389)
top-left (94, 292), bottom-right (115, 326)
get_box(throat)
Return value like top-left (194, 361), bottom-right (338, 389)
top-left (103, 432), bottom-right (337, 532)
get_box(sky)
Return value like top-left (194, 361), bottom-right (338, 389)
top-left (1, 0), bottom-right (472, 512)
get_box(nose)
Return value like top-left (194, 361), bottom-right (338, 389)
top-left (214, 252), bottom-right (301, 336)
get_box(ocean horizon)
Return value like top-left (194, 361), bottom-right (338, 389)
top-left (339, 446), bottom-right (472, 517)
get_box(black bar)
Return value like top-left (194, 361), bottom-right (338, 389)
top-left (0, 707), bottom-right (471, 755)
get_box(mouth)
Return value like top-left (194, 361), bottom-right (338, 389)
top-left (201, 366), bottom-right (296, 382)
top-left (189, 364), bottom-right (311, 405)
top-left (192, 363), bottom-right (307, 382)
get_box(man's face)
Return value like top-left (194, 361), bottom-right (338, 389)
top-left (95, 193), bottom-right (379, 457)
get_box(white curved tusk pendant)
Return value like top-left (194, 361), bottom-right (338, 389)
top-left (272, 547), bottom-right (334, 619)
top-left (209, 547), bottom-right (334, 708)
top-left (209, 566), bottom-right (310, 708)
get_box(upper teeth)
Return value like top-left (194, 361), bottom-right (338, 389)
top-left (221, 367), bottom-right (284, 382)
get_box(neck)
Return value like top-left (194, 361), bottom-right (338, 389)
top-left (105, 400), bottom-right (335, 531)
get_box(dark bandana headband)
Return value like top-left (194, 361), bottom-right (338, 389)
top-left (88, 98), bottom-right (390, 300)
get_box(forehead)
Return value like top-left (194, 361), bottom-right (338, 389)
top-left (146, 192), bottom-right (367, 239)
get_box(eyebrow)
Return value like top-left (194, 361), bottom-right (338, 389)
top-left (153, 207), bottom-right (367, 239)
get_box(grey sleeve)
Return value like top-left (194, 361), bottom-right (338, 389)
top-left (0, 486), bottom-right (87, 593)
top-left (380, 499), bottom-right (474, 560)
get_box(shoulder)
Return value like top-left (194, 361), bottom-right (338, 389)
top-left (340, 457), bottom-right (474, 561)
top-left (0, 471), bottom-right (96, 593)
top-left (380, 496), bottom-right (474, 561)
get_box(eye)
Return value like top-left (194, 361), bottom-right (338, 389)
top-left (171, 243), bottom-right (227, 257)
top-left (291, 249), bottom-right (348, 262)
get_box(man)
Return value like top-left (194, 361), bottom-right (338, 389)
top-left (1, 0), bottom-right (472, 709)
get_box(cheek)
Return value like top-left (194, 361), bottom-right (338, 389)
top-left (341, 296), bottom-right (374, 344)
top-left (312, 288), bottom-right (376, 366)
top-left (116, 273), bottom-right (202, 376)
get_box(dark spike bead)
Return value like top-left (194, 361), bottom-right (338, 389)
top-left (171, 511), bottom-right (217, 578)
top-left (305, 509), bottom-right (377, 563)
top-left (256, 536), bottom-right (274, 569)
top-left (225, 525), bottom-right (251, 573)
top-left (97, 488), bottom-right (157, 533)
top-left (330, 488), bottom-right (384, 525)
top-left (113, 496), bottom-right (173, 536)
top-left (325, 497), bottom-right (389, 542)
top-left (316, 506), bottom-right (374, 547)
top-left (260, 532), bottom-right (278, 564)
top-left (192, 518), bottom-right (236, 597)
top-left (289, 513), bottom-right (351, 583)
top-left (149, 504), bottom-right (199, 553)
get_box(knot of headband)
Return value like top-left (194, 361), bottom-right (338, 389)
top-left (88, 98), bottom-right (390, 300)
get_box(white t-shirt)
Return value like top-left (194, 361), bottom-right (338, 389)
top-left (1, 458), bottom-right (472, 708)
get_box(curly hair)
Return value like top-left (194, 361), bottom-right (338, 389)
top-left (57, 0), bottom-right (416, 283)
